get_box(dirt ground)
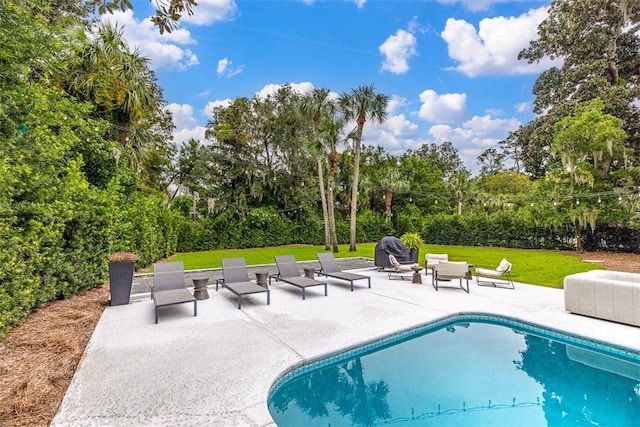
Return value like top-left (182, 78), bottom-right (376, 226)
top-left (0, 251), bottom-right (638, 426)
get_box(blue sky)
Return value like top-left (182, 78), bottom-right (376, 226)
top-left (101, 0), bottom-right (556, 174)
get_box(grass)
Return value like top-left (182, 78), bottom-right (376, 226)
top-left (167, 243), bottom-right (602, 289)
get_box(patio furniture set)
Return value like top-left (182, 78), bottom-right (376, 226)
top-left (386, 252), bottom-right (514, 294)
top-left (150, 252), bottom-right (639, 330)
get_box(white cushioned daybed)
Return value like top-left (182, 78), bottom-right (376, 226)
top-left (564, 270), bottom-right (640, 327)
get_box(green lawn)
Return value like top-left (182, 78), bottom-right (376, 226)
top-left (166, 243), bottom-right (602, 289)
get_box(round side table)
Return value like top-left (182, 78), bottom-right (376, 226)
top-left (303, 267), bottom-right (316, 279)
top-left (255, 272), bottom-right (269, 288)
top-left (192, 278), bottom-right (210, 300)
top-left (410, 265), bottom-right (423, 284)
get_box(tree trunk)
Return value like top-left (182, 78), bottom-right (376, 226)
top-left (327, 153), bottom-right (339, 252)
top-left (349, 129), bottom-right (363, 252)
top-left (574, 222), bottom-right (584, 252)
top-left (385, 187), bottom-right (393, 220)
top-left (317, 156), bottom-right (330, 250)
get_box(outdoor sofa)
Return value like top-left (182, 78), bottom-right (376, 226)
top-left (564, 270), bottom-right (640, 327)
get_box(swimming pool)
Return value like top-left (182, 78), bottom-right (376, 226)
top-left (268, 314), bottom-right (640, 426)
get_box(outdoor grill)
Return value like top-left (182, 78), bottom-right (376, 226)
top-left (374, 234), bottom-right (412, 269)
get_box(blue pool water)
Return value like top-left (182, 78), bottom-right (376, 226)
top-left (268, 315), bottom-right (640, 426)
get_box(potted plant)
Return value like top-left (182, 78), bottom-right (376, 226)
top-left (400, 232), bottom-right (424, 263)
top-left (108, 251), bottom-right (140, 306)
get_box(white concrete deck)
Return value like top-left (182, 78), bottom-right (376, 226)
top-left (51, 268), bottom-right (640, 426)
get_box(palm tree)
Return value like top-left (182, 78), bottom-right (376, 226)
top-left (339, 85), bottom-right (389, 251)
top-left (300, 88), bottom-right (336, 250)
top-left (318, 115), bottom-right (346, 252)
top-left (64, 23), bottom-right (161, 171)
top-left (380, 169), bottom-right (409, 221)
top-left (448, 172), bottom-right (471, 215)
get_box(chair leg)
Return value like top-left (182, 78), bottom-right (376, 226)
top-left (267, 290), bottom-right (271, 305)
top-left (194, 300), bottom-right (198, 316)
top-left (460, 277), bottom-right (469, 293)
top-left (237, 295), bottom-right (242, 309)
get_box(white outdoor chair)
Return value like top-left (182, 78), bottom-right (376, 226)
top-left (432, 261), bottom-right (470, 293)
top-left (425, 253), bottom-right (448, 270)
top-left (475, 259), bottom-right (514, 289)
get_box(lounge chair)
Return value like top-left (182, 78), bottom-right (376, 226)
top-left (316, 253), bottom-right (371, 291)
top-left (216, 257), bottom-right (271, 309)
top-left (152, 261), bottom-right (197, 324)
top-left (432, 261), bottom-right (470, 293)
top-left (388, 254), bottom-right (419, 280)
top-left (271, 255), bottom-right (328, 299)
top-left (475, 259), bottom-right (514, 289)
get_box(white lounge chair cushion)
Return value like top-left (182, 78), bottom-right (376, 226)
top-left (477, 259), bottom-right (511, 277)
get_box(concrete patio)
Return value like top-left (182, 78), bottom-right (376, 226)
top-left (51, 263), bottom-right (640, 426)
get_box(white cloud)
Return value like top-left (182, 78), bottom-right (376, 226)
top-left (363, 117), bottom-right (425, 152)
top-left (217, 57), bottom-right (244, 78)
top-left (204, 99), bottom-right (233, 117)
top-left (255, 82), bottom-right (315, 98)
top-left (387, 95), bottom-right (408, 114)
top-left (379, 29), bottom-right (417, 74)
top-left (166, 103), bottom-right (198, 129)
top-left (181, 0), bottom-right (237, 26)
top-left (464, 115), bottom-right (520, 136)
top-left (436, 0), bottom-right (511, 12)
top-left (217, 58), bottom-right (229, 75)
top-left (426, 114), bottom-right (521, 170)
top-left (440, 7), bottom-right (558, 77)
top-left (386, 114), bottom-right (419, 137)
top-left (164, 103), bottom-right (207, 144)
top-left (354, 0), bottom-right (366, 9)
top-left (418, 90), bottom-right (467, 123)
top-left (99, 10), bottom-right (198, 71)
top-left (515, 102), bottom-right (530, 113)
top-left (174, 126), bottom-right (208, 144)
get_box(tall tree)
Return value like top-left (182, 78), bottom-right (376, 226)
top-left (548, 98), bottom-right (628, 250)
top-left (339, 84), bottom-right (389, 251)
top-left (300, 88), bottom-right (335, 250)
top-left (318, 115), bottom-right (346, 252)
top-left (205, 97), bottom-right (260, 217)
top-left (413, 141), bottom-right (468, 181)
top-left (63, 23), bottom-right (164, 172)
top-left (477, 147), bottom-right (507, 177)
top-left (448, 172), bottom-right (472, 215)
top-left (516, 0), bottom-right (640, 173)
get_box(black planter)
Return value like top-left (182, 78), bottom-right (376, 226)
top-left (408, 248), bottom-right (419, 263)
top-left (109, 261), bottom-right (135, 306)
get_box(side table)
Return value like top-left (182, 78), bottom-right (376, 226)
top-left (303, 267), bottom-right (316, 279)
top-left (255, 272), bottom-right (269, 288)
top-left (192, 278), bottom-right (210, 300)
top-left (411, 265), bottom-right (423, 284)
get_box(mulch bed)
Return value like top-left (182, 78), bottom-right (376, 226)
top-left (0, 251), bottom-right (638, 426)
top-left (0, 285), bottom-right (108, 427)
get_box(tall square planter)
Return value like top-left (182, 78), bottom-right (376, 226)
top-left (109, 261), bottom-right (135, 306)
